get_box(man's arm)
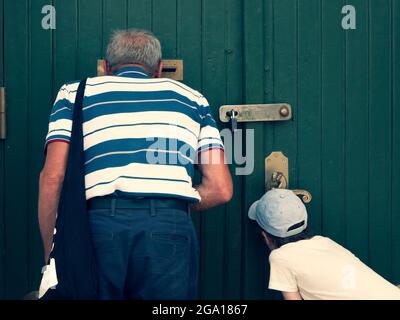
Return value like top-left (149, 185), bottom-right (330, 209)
top-left (191, 149), bottom-right (233, 212)
top-left (282, 291), bottom-right (303, 300)
top-left (38, 142), bottom-right (69, 263)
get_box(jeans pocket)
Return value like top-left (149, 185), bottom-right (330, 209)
top-left (151, 232), bottom-right (189, 244)
top-left (150, 231), bottom-right (190, 259)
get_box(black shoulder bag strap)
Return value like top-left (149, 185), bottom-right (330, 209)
top-left (42, 79), bottom-right (98, 300)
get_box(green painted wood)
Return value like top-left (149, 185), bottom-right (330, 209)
top-left (368, 0), bottom-right (392, 279)
top-left (223, 0), bottom-right (243, 300)
top-left (242, 0), bottom-right (267, 300)
top-left (1, 0), bottom-right (400, 299)
top-left (127, 0), bottom-right (152, 31)
top-left (392, 0), bottom-right (400, 285)
top-left (176, 0), bottom-right (203, 297)
top-left (102, 0), bottom-right (127, 54)
top-left (27, 0), bottom-right (55, 293)
top-left (321, 0), bottom-right (346, 245)
top-left (53, 0), bottom-right (78, 93)
top-left (4, 0), bottom-right (29, 299)
top-left (273, 0), bottom-right (298, 187)
top-left (262, 0), bottom-right (279, 300)
top-left (0, 0), bottom-right (5, 300)
top-left (262, 1), bottom-right (298, 299)
top-left (176, 0), bottom-right (202, 89)
top-left (200, 0), bottom-right (227, 300)
top-left (345, 0), bottom-right (369, 262)
top-left (78, 0), bottom-right (103, 79)
top-left (297, 0), bottom-right (322, 236)
top-left (152, 0), bottom-right (177, 59)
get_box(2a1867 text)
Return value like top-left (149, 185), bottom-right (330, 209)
top-left (152, 304), bottom-right (248, 318)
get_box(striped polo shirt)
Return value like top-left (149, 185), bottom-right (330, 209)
top-left (45, 66), bottom-right (224, 202)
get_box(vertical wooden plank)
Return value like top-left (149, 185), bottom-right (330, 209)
top-left (78, 0), bottom-right (103, 79)
top-left (273, 0), bottom-right (298, 187)
top-left (270, 2), bottom-right (300, 295)
top-left (242, 0), bottom-right (266, 300)
top-left (28, 0), bottom-right (54, 293)
top-left (345, 0), bottom-right (369, 262)
top-left (127, 0), bottom-right (152, 30)
top-left (176, 0), bottom-right (203, 298)
top-left (297, 0), bottom-right (322, 235)
top-left (392, 0), bottom-right (400, 285)
top-left (321, 0), bottom-right (346, 244)
top-left (262, 0), bottom-right (280, 300)
top-left (103, 0), bottom-right (127, 54)
top-left (4, 0), bottom-right (29, 298)
top-left (152, 0), bottom-right (177, 58)
top-left (0, 0), bottom-right (5, 300)
top-left (0, 0), bottom-right (3, 84)
top-left (53, 0), bottom-right (78, 93)
top-left (369, 0), bottom-right (392, 279)
top-left (199, 0), bottom-right (226, 300)
top-left (177, 0), bottom-right (201, 89)
top-left (223, 0), bottom-right (243, 300)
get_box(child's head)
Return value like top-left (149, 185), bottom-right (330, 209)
top-left (248, 189), bottom-right (312, 250)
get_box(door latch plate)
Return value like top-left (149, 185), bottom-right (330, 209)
top-left (219, 104), bottom-right (292, 123)
top-left (265, 152), bottom-right (289, 191)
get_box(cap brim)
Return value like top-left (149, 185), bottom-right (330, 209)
top-left (248, 200), bottom-right (260, 221)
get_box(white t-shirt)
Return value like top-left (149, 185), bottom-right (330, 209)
top-left (269, 236), bottom-right (400, 300)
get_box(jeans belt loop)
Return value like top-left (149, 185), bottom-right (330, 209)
top-left (150, 199), bottom-right (156, 217)
top-left (110, 197), bottom-right (116, 216)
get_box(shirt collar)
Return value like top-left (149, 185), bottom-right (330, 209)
top-left (113, 66), bottom-right (151, 79)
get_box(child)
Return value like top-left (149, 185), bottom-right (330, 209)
top-left (248, 188), bottom-right (400, 300)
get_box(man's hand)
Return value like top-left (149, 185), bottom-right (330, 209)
top-left (282, 291), bottom-right (303, 300)
top-left (38, 142), bottom-right (69, 263)
top-left (191, 149), bottom-right (233, 212)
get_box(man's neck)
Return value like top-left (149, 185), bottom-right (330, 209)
top-left (113, 64), bottom-right (150, 76)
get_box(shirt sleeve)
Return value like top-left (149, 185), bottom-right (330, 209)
top-left (196, 97), bottom-right (224, 154)
top-left (268, 251), bottom-right (299, 293)
top-left (44, 84), bottom-right (74, 151)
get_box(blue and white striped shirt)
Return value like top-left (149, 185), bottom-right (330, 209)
top-left (45, 66), bottom-right (224, 202)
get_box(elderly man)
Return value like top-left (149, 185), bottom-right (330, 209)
top-left (39, 29), bottom-right (233, 300)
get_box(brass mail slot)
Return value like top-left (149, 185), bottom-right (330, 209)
top-left (219, 104), bottom-right (292, 123)
top-left (97, 59), bottom-right (184, 81)
top-left (161, 60), bottom-right (183, 81)
top-left (0, 87), bottom-right (6, 140)
top-left (97, 59), bottom-right (107, 76)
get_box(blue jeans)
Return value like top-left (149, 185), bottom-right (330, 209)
top-left (88, 204), bottom-right (198, 300)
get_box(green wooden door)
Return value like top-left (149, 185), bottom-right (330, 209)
top-left (0, 0), bottom-right (4, 300)
top-left (1, 0), bottom-right (399, 299)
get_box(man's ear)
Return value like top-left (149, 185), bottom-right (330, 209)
top-left (261, 231), bottom-right (269, 243)
top-left (154, 61), bottom-right (163, 78)
top-left (261, 231), bottom-right (275, 248)
top-left (105, 60), bottom-right (112, 75)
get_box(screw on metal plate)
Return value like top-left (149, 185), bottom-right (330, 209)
top-left (279, 105), bottom-right (290, 117)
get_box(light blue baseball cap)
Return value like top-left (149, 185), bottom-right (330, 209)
top-left (248, 189), bottom-right (308, 238)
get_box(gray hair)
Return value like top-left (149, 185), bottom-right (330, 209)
top-left (106, 29), bottom-right (162, 74)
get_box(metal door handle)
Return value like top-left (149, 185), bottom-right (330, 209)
top-left (292, 190), bottom-right (313, 204)
top-left (265, 152), bottom-right (313, 204)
